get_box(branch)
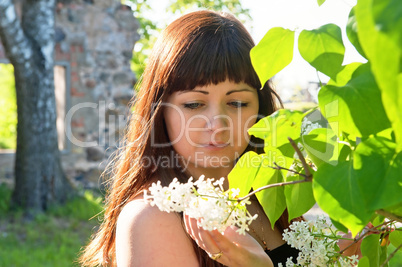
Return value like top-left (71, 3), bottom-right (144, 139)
top-left (288, 137), bottom-right (312, 179)
top-left (376, 209), bottom-right (402, 223)
top-left (380, 243), bottom-right (402, 267)
top-left (0, 0), bottom-right (32, 65)
top-left (273, 162), bottom-right (308, 178)
top-left (238, 178), bottom-right (311, 201)
top-left (338, 220), bottom-right (395, 255)
top-left (237, 137), bottom-right (313, 201)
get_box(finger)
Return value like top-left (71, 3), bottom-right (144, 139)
top-left (183, 214), bottom-right (195, 239)
top-left (209, 228), bottom-right (238, 254)
top-left (185, 216), bottom-right (205, 249)
top-left (198, 226), bottom-right (222, 253)
top-left (198, 228), bottom-right (234, 265)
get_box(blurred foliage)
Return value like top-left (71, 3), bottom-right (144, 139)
top-left (0, 64), bottom-right (17, 149)
top-left (123, 0), bottom-right (250, 80)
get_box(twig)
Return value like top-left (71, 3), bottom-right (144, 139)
top-left (376, 209), bottom-right (402, 223)
top-left (237, 137), bottom-right (313, 201)
top-left (288, 137), bottom-right (312, 180)
top-left (272, 162), bottom-right (308, 178)
top-left (380, 243), bottom-right (402, 267)
top-left (338, 220), bottom-right (395, 255)
top-left (238, 178), bottom-right (311, 201)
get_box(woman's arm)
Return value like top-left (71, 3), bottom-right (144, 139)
top-left (116, 200), bottom-right (199, 267)
top-left (184, 215), bottom-right (274, 267)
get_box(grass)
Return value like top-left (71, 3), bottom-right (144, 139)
top-left (0, 184), bottom-right (104, 267)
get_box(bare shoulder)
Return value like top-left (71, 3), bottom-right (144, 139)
top-left (116, 198), bottom-right (199, 267)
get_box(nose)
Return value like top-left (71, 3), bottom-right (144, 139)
top-left (206, 106), bottom-right (229, 132)
top-left (207, 115), bottom-right (229, 131)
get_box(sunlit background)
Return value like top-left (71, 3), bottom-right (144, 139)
top-left (136, 0), bottom-right (366, 103)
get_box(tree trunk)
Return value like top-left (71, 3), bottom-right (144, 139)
top-left (0, 0), bottom-right (72, 213)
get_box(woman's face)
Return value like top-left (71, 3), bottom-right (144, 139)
top-left (163, 79), bottom-right (259, 179)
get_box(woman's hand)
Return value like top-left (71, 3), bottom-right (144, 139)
top-left (184, 214), bottom-right (273, 267)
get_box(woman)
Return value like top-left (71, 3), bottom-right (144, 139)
top-left (80, 10), bottom-right (300, 266)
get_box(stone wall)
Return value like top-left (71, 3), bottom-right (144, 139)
top-left (0, 0), bottom-right (140, 190)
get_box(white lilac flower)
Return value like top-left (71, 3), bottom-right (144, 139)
top-left (301, 118), bottom-right (322, 136)
top-left (144, 176), bottom-right (257, 235)
top-left (282, 216), bottom-right (359, 266)
top-left (145, 179), bottom-right (359, 266)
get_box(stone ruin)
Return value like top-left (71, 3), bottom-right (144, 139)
top-left (0, 0), bottom-right (140, 191)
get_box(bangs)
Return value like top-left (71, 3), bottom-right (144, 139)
top-left (155, 11), bottom-right (261, 95)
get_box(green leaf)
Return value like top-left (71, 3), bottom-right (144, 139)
top-left (360, 234), bottom-right (381, 266)
top-left (284, 174), bottom-right (315, 220)
top-left (228, 151), bottom-right (262, 197)
top-left (346, 8), bottom-right (367, 59)
top-left (313, 161), bottom-right (373, 235)
top-left (357, 256), bottom-right (370, 267)
top-left (298, 24), bottom-right (345, 80)
top-left (250, 27), bottom-right (294, 86)
top-left (354, 0), bottom-right (402, 151)
top-left (372, 0), bottom-right (402, 48)
top-left (330, 217), bottom-right (349, 233)
top-left (318, 64), bottom-right (391, 138)
top-left (252, 164), bottom-right (286, 229)
top-left (248, 109), bottom-right (304, 148)
top-left (301, 127), bottom-right (349, 167)
top-left (389, 230), bottom-right (402, 248)
top-left (327, 62), bottom-right (363, 87)
top-left (354, 136), bottom-right (402, 211)
top-left (317, 0), bottom-right (326, 6)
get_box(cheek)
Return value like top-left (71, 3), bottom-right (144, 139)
top-left (240, 109), bottom-right (259, 132)
top-left (164, 107), bottom-right (184, 143)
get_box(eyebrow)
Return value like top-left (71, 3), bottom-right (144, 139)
top-left (178, 88), bottom-right (254, 95)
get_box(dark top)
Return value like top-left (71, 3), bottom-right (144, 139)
top-left (266, 243), bottom-right (299, 266)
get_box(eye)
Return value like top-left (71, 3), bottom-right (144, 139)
top-left (183, 102), bottom-right (204, 109)
top-left (229, 101), bottom-right (248, 108)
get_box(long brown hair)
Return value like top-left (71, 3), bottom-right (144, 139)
top-left (80, 10), bottom-right (284, 266)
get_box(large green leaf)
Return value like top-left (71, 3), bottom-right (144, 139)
top-left (355, 0), bottom-right (402, 151)
top-left (250, 27), bottom-right (294, 87)
top-left (346, 8), bottom-right (367, 59)
top-left (317, 0), bottom-right (326, 6)
top-left (357, 256), bottom-right (370, 267)
top-left (318, 64), bottom-right (391, 138)
top-left (248, 109), bottom-right (304, 148)
top-left (301, 127), bottom-right (350, 167)
top-left (284, 174), bottom-right (315, 220)
top-left (327, 62), bottom-right (363, 87)
top-left (252, 164), bottom-right (286, 229)
top-left (354, 136), bottom-right (402, 211)
top-left (313, 161), bottom-right (373, 235)
top-left (372, 0), bottom-right (402, 48)
top-left (228, 151), bottom-right (262, 197)
top-left (360, 234), bottom-right (381, 266)
top-left (261, 146), bottom-right (295, 175)
top-left (298, 24), bottom-right (345, 80)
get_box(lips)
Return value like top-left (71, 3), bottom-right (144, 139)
top-left (202, 142), bottom-right (230, 149)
